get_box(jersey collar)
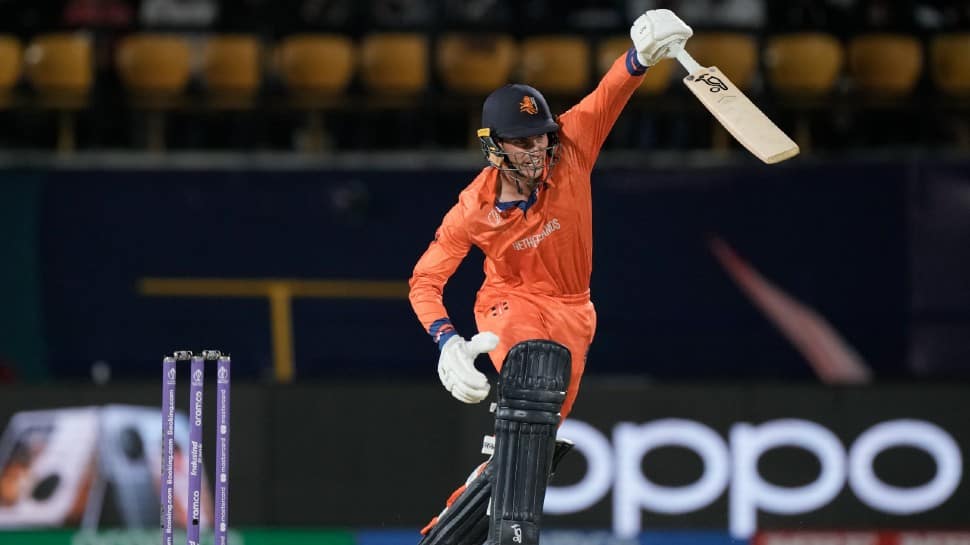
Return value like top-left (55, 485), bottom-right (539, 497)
top-left (477, 168), bottom-right (555, 209)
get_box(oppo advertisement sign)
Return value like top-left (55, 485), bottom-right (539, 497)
top-left (547, 417), bottom-right (963, 538)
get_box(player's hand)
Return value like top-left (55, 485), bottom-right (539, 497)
top-left (437, 332), bottom-right (499, 404)
top-left (630, 9), bottom-right (693, 67)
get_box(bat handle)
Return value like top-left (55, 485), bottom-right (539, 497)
top-left (673, 45), bottom-right (702, 75)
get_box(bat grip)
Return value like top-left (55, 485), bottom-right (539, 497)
top-left (673, 46), bottom-right (702, 75)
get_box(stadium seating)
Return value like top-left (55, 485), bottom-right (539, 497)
top-left (275, 34), bottom-right (356, 151)
top-left (0, 36), bottom-right (22, 108)
top-left (0, 22), bottom-right (960, 152)
top-left (928, 32), bottom-right (970, 148)
top-left (930, 33), bottom-right (970, 97)
top-left (765, 33), bottom-right (843, 95)
top-left (848, 33), bottom-right (923, 96)
top-left (764, 32), bottom-right (844, 150)
top-left (116, 33), bottom-right (192, 150)
top-left (203, 34), bottom-right (262, 106)
top-left (24, 33), bottom-right (93, 97)
top-left (519, 36), bottom-right (590, 96)
top-left (24, 33), bottom-right (93, 152)
top-left (116, 34), bottom-right (191, 97)
top-left (437, 33), bottom-right (516, 95)
top-left (360, 33), bottom-right (429, 95)
top-left (276, 34), bottom-right (355, 100)
top-left (436, 33), bottom-right (517, 147)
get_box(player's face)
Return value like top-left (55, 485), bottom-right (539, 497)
top-left (501, 134), bottom-right (550, 180)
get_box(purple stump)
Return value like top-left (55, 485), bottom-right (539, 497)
top-left (214, 356), bottom-right (231, 545)
top-left (161, 356), bottom-right (177, 545)
top-left (187, 356), bottom-right (205, 545)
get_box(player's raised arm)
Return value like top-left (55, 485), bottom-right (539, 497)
top-left (559, 9), bottom-right (693, 168)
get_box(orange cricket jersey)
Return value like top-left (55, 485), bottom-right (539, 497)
top-left (410, 51), bottom-right (646, 340)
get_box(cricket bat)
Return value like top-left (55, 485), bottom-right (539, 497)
top-left (675, 48), bottom-right (799, 164)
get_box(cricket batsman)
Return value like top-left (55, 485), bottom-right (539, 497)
top-left (408, 9), bottom-right (693, 545)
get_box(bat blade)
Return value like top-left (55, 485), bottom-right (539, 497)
top-left (680, 64), bottom-right (799, 164)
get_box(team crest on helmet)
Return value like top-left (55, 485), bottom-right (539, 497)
top-left (519, 96), bottom-right (538, 115)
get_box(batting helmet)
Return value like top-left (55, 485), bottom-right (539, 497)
top-left (480, 84), bottom-right (559, 139)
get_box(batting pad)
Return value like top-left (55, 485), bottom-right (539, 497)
top-left (489, 339), bottom-right (571, 545)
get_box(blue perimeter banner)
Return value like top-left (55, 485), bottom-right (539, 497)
top-left (33, 161), bottom-right (921, 380)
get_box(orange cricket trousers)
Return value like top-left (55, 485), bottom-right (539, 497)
top-left (474, 289), bottom-right (596, 421)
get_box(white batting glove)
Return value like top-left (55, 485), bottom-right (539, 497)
top-left (630, 9), bottom-right (693, 67)
top-left (438, 332), bottom-right (499, 404)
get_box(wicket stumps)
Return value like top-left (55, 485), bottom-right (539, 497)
top-left (161, 350), bottom-right (231, 545)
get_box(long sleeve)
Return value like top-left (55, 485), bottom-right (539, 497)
top-left (408, 203), bottom-right (473, 343)
top-left (559, 48), bottom-right (647, 171)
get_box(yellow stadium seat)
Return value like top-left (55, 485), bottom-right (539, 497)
top-left (437, 33), bottom-right (516, 95)
top-left (360, 33), bottom-right (428, 95)
top-left (519, 36), bottom-right (590, 95)
top-left (930, 33), bottom-right (970, 97)
top-left (203, 34), bottom-right (262, 100)
top-left (276, 34), bottom-right (357, 152)
top-left (929, 32), bottom-right (970, 149)
top-left (24, 33), bottom-right (94, 152)
top-left (848, 34), bottom-right (922, 96)
top-left (597, 36), bottom-right (673, 95)
top-left (437, 33), bottom-right (518, 148)
top-left (276, 34), bottom-right (355, 96)
top-left (764, 33), bottom-right (843, 95)
top-left (0, 35), bottom-right (22, 102)
top-left (24, 33), bottom-right (93, 95)
top-left (763, 33), bottom-right (843, 152)
top-left (684, 32), bottom-right (758, 90)
top-left (116, 33), bottom-right (191, 96)
top-left (116, 34), bottom-right (191, 151)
